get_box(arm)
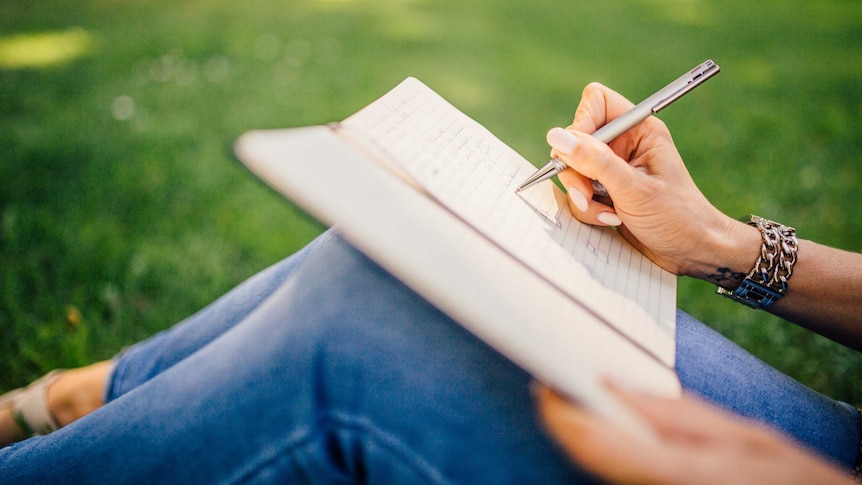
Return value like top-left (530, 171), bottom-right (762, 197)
top-left (765, 241), bottom-right (862, 350)
top-left (549, 82), bottom-right (862, 350)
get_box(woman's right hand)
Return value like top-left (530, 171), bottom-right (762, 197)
top-left (547, 82), bottom-right (760, 287)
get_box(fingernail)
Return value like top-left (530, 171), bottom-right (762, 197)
top-left (597, 212), bottom-right (622, 226)
top-left (546, 127), bottom-right (578, 155)
top-left (567, 187), bottom-right (589, 212)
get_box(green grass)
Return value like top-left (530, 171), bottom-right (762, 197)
top-left (2, 0), bottom-right (861, 405)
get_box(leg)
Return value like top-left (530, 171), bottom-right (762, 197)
top-left (0, 230), bottom-right (336, 447)
top-left (0, 238), bottom-right (594, 483)
top-left (4, 236), bottom-right (857, 481)
top-left (675, 310), bottom-right (861, 469)
top-left (108, 229), bottom-right (338, 400)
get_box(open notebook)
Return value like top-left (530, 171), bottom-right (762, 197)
top-left (235, 77), bottom-right (680, 432)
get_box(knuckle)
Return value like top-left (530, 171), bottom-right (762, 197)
top-left (643, 115), bottom-right (668, 133)
top-left (573, 83), bottom-right (610, 130)
top-left (582, 82), bottom-right (607, 96)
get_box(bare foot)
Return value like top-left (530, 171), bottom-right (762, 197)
top-left (0, 360), bottom-right (111, 447)
top-left (0, 403), bottom-right (26, 445)
top-left (46, 361), bottom-right (112, 427)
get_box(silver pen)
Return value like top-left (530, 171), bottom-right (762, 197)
top-left (516, 59), bottom-right (720, 194)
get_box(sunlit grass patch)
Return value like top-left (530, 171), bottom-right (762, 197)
top-left (0, 27), bottom-right (94, 69)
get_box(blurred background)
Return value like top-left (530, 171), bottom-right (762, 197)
top-left (1, 0), bottom-right (861, 404)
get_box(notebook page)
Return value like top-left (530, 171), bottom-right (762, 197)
top-left (339, 77), bottom-right (676, 364)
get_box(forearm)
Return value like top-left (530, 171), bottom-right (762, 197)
top-left (768, 240), bottom-right (862, 350)
top-left (688, 219), bottom-right (862, 350)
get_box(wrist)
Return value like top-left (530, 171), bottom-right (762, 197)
top-left (717, 216), bottom-right (800, 309)
top-left (684, 214), bottom-right (763, 289)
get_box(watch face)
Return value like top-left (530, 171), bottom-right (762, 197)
top-left (717, 279), bottom-right (782, 310)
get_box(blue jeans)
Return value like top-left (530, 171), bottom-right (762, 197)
top-left (1, 231), bottom-right (859, 483)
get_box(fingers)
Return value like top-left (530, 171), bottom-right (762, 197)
top-left (535, 384), bottom-right (769, 485)
top-left (549, 83), bottom-right (633, 228)
top-left (547, 126), bottom-right (633, 226)
top-left (557, 169), bottom-right (622, 227)
top-left (608, 385), bottom-right (756, 443)
top-left (535, 385), bottom-right (682, 485)
top-left (549, 128), bottom-right (637, 193)
top-left (536, 381), bottom-right (858, 485)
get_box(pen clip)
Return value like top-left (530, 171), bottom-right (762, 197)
top-left (651, 59), bottom-right (720, 113)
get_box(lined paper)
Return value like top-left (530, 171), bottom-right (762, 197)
top-left (340, 77), bottom-right (676, 364)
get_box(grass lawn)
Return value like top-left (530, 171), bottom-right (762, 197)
top-left (2, 0), bottom-right (861, 406)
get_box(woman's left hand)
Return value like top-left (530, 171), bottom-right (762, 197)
top-left (534, 383), bottom-right (854, 485)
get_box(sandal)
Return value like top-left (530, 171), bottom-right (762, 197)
top-left (0, 370), bottom-right (63, 438)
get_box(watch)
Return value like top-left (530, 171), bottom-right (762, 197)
top-left (716, 215), bottom-right (798, 310)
